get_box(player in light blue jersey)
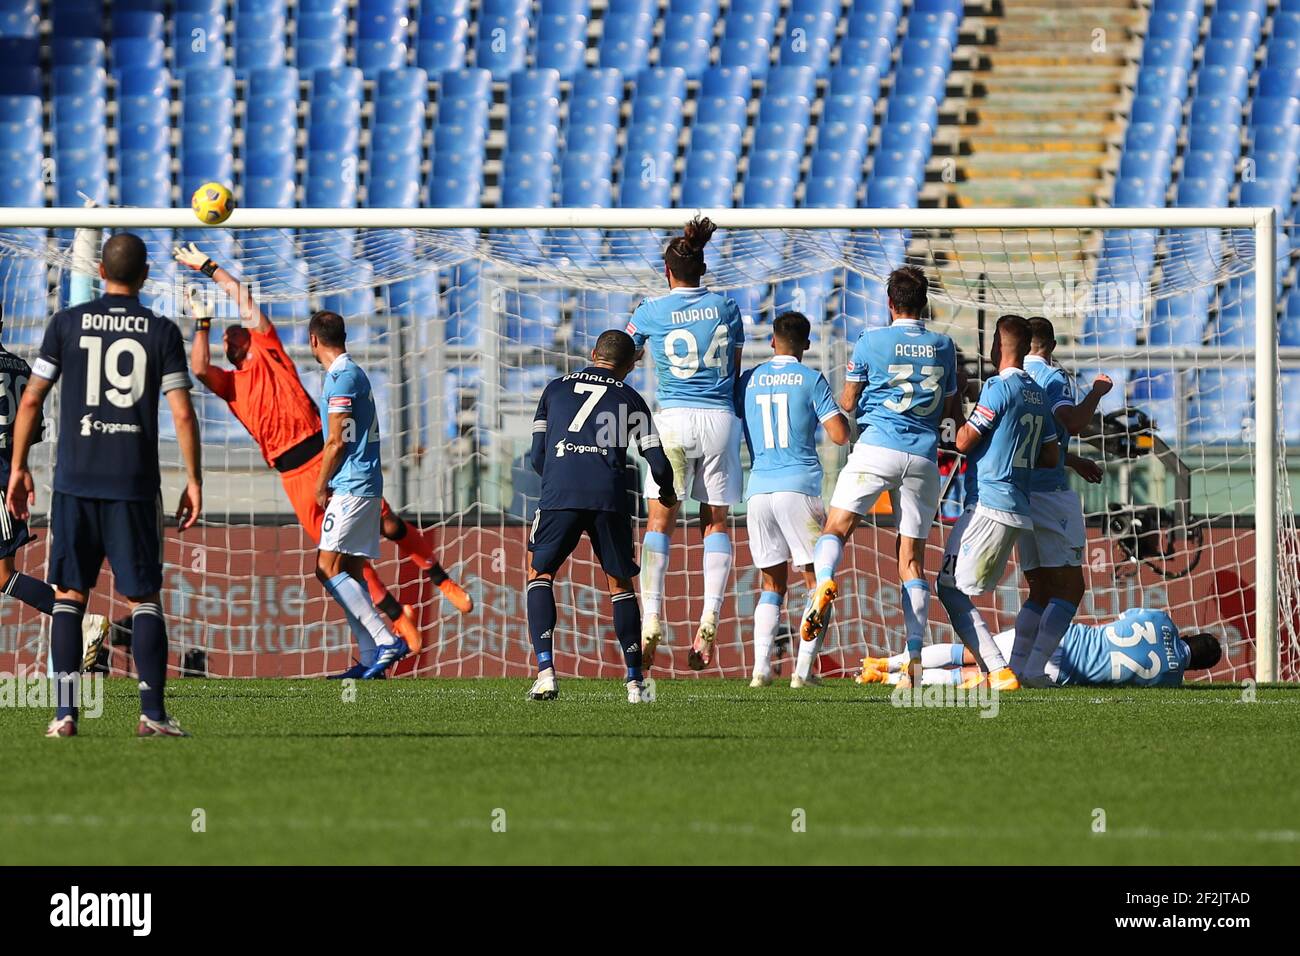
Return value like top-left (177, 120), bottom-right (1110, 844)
top-left (738, 312), bottom-right (850, 688)
top-left (808, 267), bottom-right (961, 684)
top-left (858, 607), bottom-right (1222, 687)
top-left (625, 217), bottom-right (746, 671)
top-left (1009, 317), bottom-right (1114, 685)
top-left (308, 311), bottom-right (407, 680)
top-left (938, 315), bottom-right (1058, 689)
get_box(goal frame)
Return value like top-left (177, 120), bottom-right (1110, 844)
top-left (0, 205), bottom-right (1280, 682)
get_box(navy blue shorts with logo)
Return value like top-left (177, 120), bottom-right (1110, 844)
top-left (49, 492), bottom-right (164, 598)
top-left (528, 508), bottom-right (639, 579)
top-left (0, 485), bottom-right (34, 559)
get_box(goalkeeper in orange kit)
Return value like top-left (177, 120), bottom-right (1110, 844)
top-left (175, 244), bottom-right (473, 658)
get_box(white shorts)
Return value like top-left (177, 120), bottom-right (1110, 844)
top-left (1018, 489), bottom-right (1086, 571)
top-left (939, 504), bottom-right (1028, 596)
top-left (746, 491), bottom-right (826, 569)
top-left (319, 493), bottom-right (382, 558)
top-left (828, 443), bottom-right (939, 539)
top-left (644, 406), bottom-right (742, 506)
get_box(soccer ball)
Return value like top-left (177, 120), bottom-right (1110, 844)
top-left (191, 183), bottom-right (235, 225)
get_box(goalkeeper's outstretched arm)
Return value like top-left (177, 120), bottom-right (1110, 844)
top-left (173, 242), bottom-right (272, 335)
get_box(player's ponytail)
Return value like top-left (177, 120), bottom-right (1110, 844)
top-left (663, 215), bottom-right (716, 285)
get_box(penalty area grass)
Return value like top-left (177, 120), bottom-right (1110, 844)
top-left (0, 677), bottom-right (1297, 866)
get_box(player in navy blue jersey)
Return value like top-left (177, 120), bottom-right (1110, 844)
top-left (625, 216), bottom-right (746, 672)
top-left (0, 308), bottom-right (110, 669)
top-left (938, 314), bottom-right (1057, 690)
top-left (738, 312), bottom-right (850, 688)
top-left (526, 330), bottom-right (677, 703)
top-left (7, 233), bottom-right (202, 737)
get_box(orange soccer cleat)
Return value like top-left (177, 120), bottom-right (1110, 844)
top-left (801, 579), bottom-right (837, 643)
top-left (987, 667), bottom-right (1020, 691)
top-left (438, 578), bottom-right (474, 614)
top-left (957, 669), bottom-right (987, 690)
top-left (854, 661), bottom-right (887, 684)
top-left (391, 604), bottom-right (423, 655)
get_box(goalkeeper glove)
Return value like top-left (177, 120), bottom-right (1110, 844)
top-left (186, 286), bottom-right (212, 333)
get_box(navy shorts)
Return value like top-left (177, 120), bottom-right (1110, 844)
top-left (528, 508), bottom-right (639, 579)
top-left (49, 492), bottom-right (164, 599)
top-left (0, 486), bottom-right (34, 560)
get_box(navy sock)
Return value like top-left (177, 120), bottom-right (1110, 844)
top-left (612, 591), bottom-right (643, 683)
top-left (427, 562), bottom-right (449, 586)
top-left (4, 572), bottom-right (54, 615)
top-left (131, 602), bottom-right (168, 721)
top-left (51, 601), bottom-right (85, 720)
top-left (526, 578), bottom-right (557, 672)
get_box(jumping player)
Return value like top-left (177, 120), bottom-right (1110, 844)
top-left (626, 217), bottom-right (745, 671)
top-left (307, 310), bottom-right (407, 679)
top-left (937, 314), bottom-right (1058, 690)
top-left (525, 330), bottom-right (677, 703)
top-left (858, 606), bottom-right (1222, 687)
top-left (0, 307), bottom-right (109, 667)
top-left (1011, 316), bottom-right (1113, 683)
top-left (738, 312), bottom-right (850, 688)
top-left (809, 267), bottom-right (960, 685)
top-left (175, 243), bottom-right (472, 661)
top-left (8, 232), bottom-right (203, 737)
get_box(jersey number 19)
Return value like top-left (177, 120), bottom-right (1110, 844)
top-left (79, 336), bottom-right (147, 408)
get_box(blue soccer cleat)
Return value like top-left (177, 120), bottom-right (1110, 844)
top-left (360, 639), bottom-right (409, 679)
top-left (327, 660), bottom-right (369, 680)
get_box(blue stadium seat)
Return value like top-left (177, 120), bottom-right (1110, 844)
top-left (866, 175), bottom-right (918, 208)
top-left (804, 174), bottom-right (858, 208)
top-left (696, 94), bottom-right (747, 128)
top-left (567, 68), bottom-right (622, 131)
top-left (758, 93), bottom-right (811, 128)
top-left (689, 121), bottom-right (742, 157)
top-left (172, 12), bottom-right (226, 71)
top-left (1197, 64), bottom-right (1248, 102)
top-left (1124, 120), bottom-right (1178, 156)
top-left (1136, 65), bottom-right (1190, 100)
top-left (811, 148), bottom-right (865, 181)
top-left (535, 13), bottom-right (587, 79)
top-left (0, 258), bottom-right (48, 323)
top-left (358, 40), bottom-right (408, 80)
top-left (249, 66), bottom-right (299, 100)
top-left (296, 39), bottom-right (346, 74)
top-left (766, 64), bottom-right (817, 102)
top-left (695, 65), bottom-right (748, 102)
top-left (1182, 148), bottom-right (1236, 182)
top-left (893, 63), bottom-right (948, 100)
top-left (305, 173), bottom-right (357, 207)
top-left (1267, 36), bottom-right (1300, 70)
top-left (372, 148), bottom-right (422, 183)
top-left (878, 121), bottom-right (934, 159)
top-left (1186, 121), bottom-right (1240, 155)
top-left (182, 151), bottom-right (233, 183)
top-left (742, 172), bottom-right (796, 207)
top-left (244, 177), bottom-right (295, 208)
top-left (184, 67), bottom-right (234, 101)
top-left (886, 94), bottom-right (939, 130)
top-left (779, 8), bottom-right (836, 74)
top-left (1146, 8), bottom-right (1199, 42)
top-left (840, 34), bottom-right (892, 73)
top-left (1148, 290), bottom-right (1210, 345)
top-left (1141, 36), bottom-right (1195, 73)
top-left (681, 174), bottom-right (735, 207)
top-left (660, 11), bottom-right (714, 79)
top-left (1250, 96), bottom-right (1300, 129)
top-left (1130, 95), bottom-right (1182, 130)
top-left (1187, 370), bottom-right (1252, 445)
top-left (1257, 66), bottom-right (1300, 101)
top-left (1188, 95), bottom-right (1242, 128)
top-left (720, 30), bottom-right (772, 79)
top-left (0, 121), bottom-right (37, 155)
top-left (751, 120), bottom-right (806, 153)
top-left (873, 148), bottom-right (925, 181)
top-left (1202, 36), bottom-right (1254, 71)
top-left (1208, 9), bottom-right (1261, 46)
top-left (476, 14), bottom-right (529, 79)
top-left (52, 37), bottom-right (106, 68)
top-left (112, 9), bottom-right (163, 37)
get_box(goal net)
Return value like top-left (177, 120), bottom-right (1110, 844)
top-left (0, 208), bottom-right (1294, 683)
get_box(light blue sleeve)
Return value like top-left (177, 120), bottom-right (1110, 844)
top-left (625, 300), bottom-right (652, 349)
top-left (968, 377), bottom-right (1004, 433)
top-left (845, 332), bottom-right (871, 382)
top-left (726, 297), bottom-right (745, 347)
top-left (1045, 369), bottom-right (1073, 414)
top-left (811, 372), bottom-right (839, 422)
top-left (942, 340), bottom-right (959, 397)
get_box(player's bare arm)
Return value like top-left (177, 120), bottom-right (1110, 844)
top-left (954, 421), bottom-right (983, 456)
top-left (174, 242), bottom-right (272, 335)
top-left (167, 387), bottom-right (203, 531)
top-left (5, 374), bottom-right (53, 521)
top-left (838, 378), bottom-right (865, 414)
top-left (1067, 452), bottom-right (1104, 484)
top-left (1054, 374), bottom-right (1113, 436)
top-left (316, 410), bottom-right (349, 509)
top-left (823, 411), bottom-right (851, 446)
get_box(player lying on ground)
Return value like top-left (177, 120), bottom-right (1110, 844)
top-left (176, 244), bottom-right (472, 655)
top-left (0, 307), bottom-right (110, 668)
top-left (856, 606), bottom-right (1222, 687)
top-left (808, 266), bottom-right (961, 685)
top-left (8, 233), bottom-right (202, 737)
top-left (937, 314), bottom-right (1057, 691)
top-left (307, 311), bottom-right (407, 679)
top-left (1010, 316), bottom-right (1112, 683)
top-left (738, 311), bottom-right (849, 688)
top-left (525, 330), bottom-right (677, 703)
top-left (626, 216), bottom-right (744, 671)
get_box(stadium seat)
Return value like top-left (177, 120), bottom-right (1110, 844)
top-left (1130, 96), bottom-right (1182, 130)
top-left (535, 13), bottom-right (587, 79)
top-left (1148, 290), bottom-right (1210, 346)
top-left (172, 12), bottom-right (226, 71)
top-left (244, 176), bottom-right (295, 208)
top-left (660, 11), bottom-right (714, 79)
top-left (700, 65), bottom-right (752, 101)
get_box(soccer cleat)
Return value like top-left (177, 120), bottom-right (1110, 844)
top-left (626, 680), bottom-right (645, 704)
top-left (988, 667), bottom-right (1021, 691)
top-left (137, 715), bottom-right (188, 737)
top-left (687, 612), bottom-right (718, 671)
top-left (438, 578), bottom-right (474, 614)
top-left (45, 715), bottom-right (76, 738)
top-left (801, 579), bottom-right (837, 643)
top-left (790, 672), bottom-right (824, 689)
top-left (81, 613), bottom-right (109, 671)
top-left (327, 660), bottom-right (369, 680)
top-left (391, 604), bottom-right (423, 655)
top-left (854, 660), bottom-right (886, 684)
top-left (1021, 673), bottom-right (1054, 689)
top-left (360, 638), bottom-right (409, 679)
top-left (641, 614), bottom-right (663, 670)
top-left (906, 656), bottom-right (923, 688)
top-left (528, 671), bottom-right (558, 701)
top-left (861, 655), bottom-right (889, 672)
top-left (749, 672), bottom-right (772, 688)
top-left (957, 670), bottom-right (987, 690)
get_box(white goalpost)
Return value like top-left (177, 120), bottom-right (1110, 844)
top-left (0, 206), bottom-right (1291, 683)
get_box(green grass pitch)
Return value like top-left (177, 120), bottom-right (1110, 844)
top-left (2, 677), bottom-right (1297, 865)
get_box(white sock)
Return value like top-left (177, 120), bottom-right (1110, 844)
top-left (888, 643), bottom-right (966, 671)
top-left (938, 583), bottom-right (1005, 671)
top-left (329, 573), bottom-right (395, 648)
top-left (1010, 600), bottom-right (1044, 675)
top-left (901, 578), bottom-right (930, 659)
top-left (1026, 599), bottom-right (1077, 679)
top-left (887, 667), bottom-right (961, 686)
top-left (969, 607), bottom-right (1005, 670)
top-left (752, 591), bottom-right (782, 678)
top-left (701, 532), bottom-right (732, 619)
top-left (796, 633), bottom-right (822, 679)
top-left (639, 531), bottom-right (670, 618)
top-left (813, 533), bottom-right (843, 583)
